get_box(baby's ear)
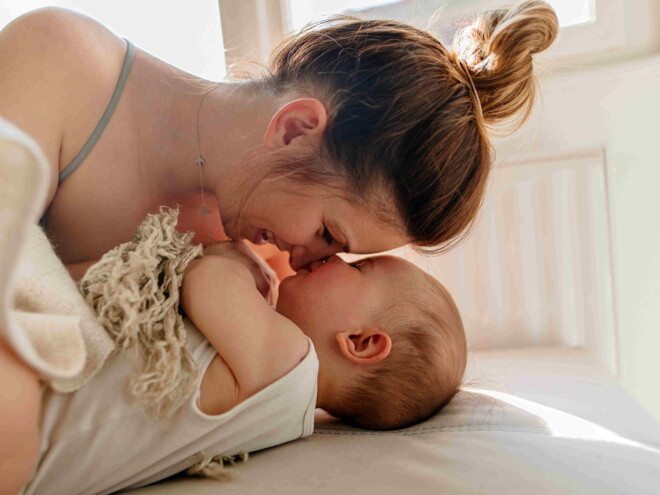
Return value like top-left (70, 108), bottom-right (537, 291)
top-left (335, 328), bottom-right (391, 365)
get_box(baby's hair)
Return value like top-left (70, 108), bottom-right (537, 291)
top-left (262, 0), bottom-right (558, 252)
top-left (326, 272), bottom-right (467, 430)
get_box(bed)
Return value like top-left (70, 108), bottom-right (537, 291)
top-left (128, 346), bottom-right (660, 494)
top-left (1, 113), bottom-right (658, 495)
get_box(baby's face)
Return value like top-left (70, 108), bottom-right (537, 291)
top-left (276, 254), bottom-right (424, 344)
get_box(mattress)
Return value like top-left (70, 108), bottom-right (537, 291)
top-left (126, 346), bottom-right (660, 494)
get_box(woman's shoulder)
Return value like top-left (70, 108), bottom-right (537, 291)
top-left (0, 7), bottom-right (129, 201)
top-left (0, 8), bottom-right (127, 112)
top-left (0, 7), bottom-right (126, 56)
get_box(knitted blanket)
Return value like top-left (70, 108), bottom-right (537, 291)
top-left (0, 117), bottom-right (115, 391)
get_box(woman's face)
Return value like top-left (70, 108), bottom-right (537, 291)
top-left (229, 182), bottom-right (409, 270)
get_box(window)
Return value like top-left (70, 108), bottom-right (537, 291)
top-left (287, 0), bottom-right (400, 31)
top-left (287, 0), bottom-right (594, 32)
top-left (0, 0), bottom-right (226, 80)
top-left (550, 0), bottom-right (594, 27)
top-left (284, 0), bottom-right (628, 63)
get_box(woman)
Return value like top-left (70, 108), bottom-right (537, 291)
top-left (0, 2), bottom-right (556, 276)
top-left (0, 2), bottom-right (558, 492)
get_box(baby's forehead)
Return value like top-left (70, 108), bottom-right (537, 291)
top-left (377, 256), bottom-right (451, 300)
top-left (367, 254), bottom-right (429, 285)
top-left (368, 254), bottom-right (418, 271)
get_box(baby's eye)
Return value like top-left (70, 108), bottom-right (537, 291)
top-left (351, 259), bottom-right (368, 270)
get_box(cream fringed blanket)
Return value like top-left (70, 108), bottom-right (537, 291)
top-left (78, 209), bottom-right (249, 479)
top-left (0, 117), bottom-right (114, 391)
top-left (78, 207), bottom-right (203, 418)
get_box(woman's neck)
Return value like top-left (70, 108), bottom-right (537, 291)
top-left (197, 81), bottom-right (278, 238)
top-left (129, 51), bottom-right (208, 204)
top-left (130, 53), bottom-right (277, 235)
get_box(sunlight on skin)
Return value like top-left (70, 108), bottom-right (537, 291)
top-left (248, 242), bottom-right (296, 279)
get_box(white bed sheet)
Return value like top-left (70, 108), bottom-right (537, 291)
top-left (125, 346), bottom-right (660, 495)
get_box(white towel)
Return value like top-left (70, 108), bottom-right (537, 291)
top-left (0, 116), bottom-right (113, 392)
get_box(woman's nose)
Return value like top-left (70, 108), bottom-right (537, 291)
top-left (289, 246), bottom-right (311, 271)
top-left (289, 244), bottom-right (338, 271)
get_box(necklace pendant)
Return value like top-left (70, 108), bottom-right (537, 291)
top-left (195, 156), bottom-right (205, 167)
top-left (198, 207), bottom-right (211, 216)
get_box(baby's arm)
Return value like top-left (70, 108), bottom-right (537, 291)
top-left (202, 241), bottom-right (279, 306)
top-left (181, 244), bottom-right (308, 400)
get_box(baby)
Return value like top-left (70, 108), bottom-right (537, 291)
top-left (185, 242), bottom-right (467, 430)
top-left (20, 242), bottom-right (466, 494)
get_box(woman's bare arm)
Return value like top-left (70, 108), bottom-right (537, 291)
top-left (0, 336), bottom-right (41, 494)
top-left (0, 9), bottom-right (82, 206)
top-left (0, 7), bottom-right (130, 211)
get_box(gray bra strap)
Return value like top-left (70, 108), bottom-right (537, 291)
top-left (58, 39), bottom-right (135, 183)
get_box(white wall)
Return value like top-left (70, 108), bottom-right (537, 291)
top-left (494, 55), bottom-right (660, 422)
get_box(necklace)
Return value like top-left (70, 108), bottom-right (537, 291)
top-left (195, 84), bottom-right (219, 242)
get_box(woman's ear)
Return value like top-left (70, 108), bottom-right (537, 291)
top-left (263, 98), bottom-right (327, 151)
top-left (335, 328), bottom-right (392, 365)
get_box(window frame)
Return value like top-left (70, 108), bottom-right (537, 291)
top-left (342, 0), bottom-right (629, 63)
top-left (220, 0), bottom-right (655, 71)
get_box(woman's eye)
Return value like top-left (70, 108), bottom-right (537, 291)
top-left (322, 226), bottom-right (335, 246)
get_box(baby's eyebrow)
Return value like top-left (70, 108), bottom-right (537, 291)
top-left (351, 258), bottom-right (371, 268)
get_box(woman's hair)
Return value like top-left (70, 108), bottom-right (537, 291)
top-left (265, 0), bottom-right (558, 251)
top-left (324, 272), bottom-right (467, 430)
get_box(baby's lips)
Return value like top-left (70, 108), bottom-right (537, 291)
top-left (307, 260), bottom-right (326, 272)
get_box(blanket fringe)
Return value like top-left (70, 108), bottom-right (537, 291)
top-left (187, 452), bottom-right (249, 481)
top-left (78, 207), bottom-right (203, 419)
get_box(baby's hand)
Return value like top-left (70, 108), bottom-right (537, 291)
top-left (202, 241), bottom-right (278, 305)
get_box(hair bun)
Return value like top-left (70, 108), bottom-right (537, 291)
top-left (452, 0), bottom-right (559, 129)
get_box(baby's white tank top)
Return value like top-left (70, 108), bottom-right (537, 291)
top-left (23, 320), bottom-right (318, 495)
